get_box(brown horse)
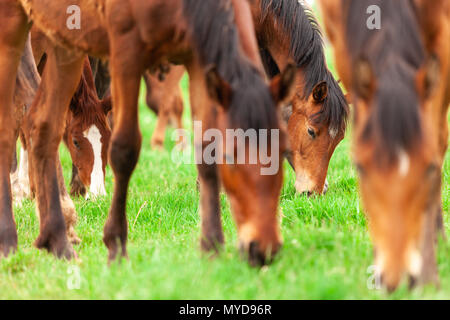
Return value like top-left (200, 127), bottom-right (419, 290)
top-left (319, 0), bottom-right (450, 291)
top-left (0, 0), bottom-right (294, 265)
top-left (251, 0), bottom-right (349, 195)
top-left (143, 66), bottom-right (185, 150)
top-left (63, 58), bottom-right (112, 198)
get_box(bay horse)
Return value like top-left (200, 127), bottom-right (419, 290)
top-left (0, 0), bottom-right (294, 265)
top-left (319, 0), bottom-right (450, 291)
top-left (250, 0), bottom-right (349, 195)
top-left (143, 65), bottom-right (185, 150)
top-left (63, 58), bottom-right (112, 198)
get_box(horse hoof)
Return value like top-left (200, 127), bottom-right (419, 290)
top-left (70, 235), bottom-right (82, 246)
top-left (35, 229), bottom-right (74, 260)
top-left (103, 222), bottom-right (128, 264)
top-left (0, 227), bottom-right (18, 258)
top-left (200, 234), bottom-right (224, 254)
top-left (150, 140), bottom-right (164, 150)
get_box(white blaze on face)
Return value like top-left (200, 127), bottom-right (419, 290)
top-left (398, 150), bottom-right (410, 177)
top-left (83, 125), bottom-right (106, 197)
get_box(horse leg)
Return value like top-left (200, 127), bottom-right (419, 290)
top-left (27, 47), bottom-right (84, 259)
top-left (171, 92), bottom-right (186, 150)
top-left (197, 162), bottom-right (224, 253)
top-left (103, 46), bottom-right (142, 262)
top-left (187, 64), bottom-right (224, 253)
top-left (417, 205), bottom-right (440, 288)
top-left (151, 106), bottom-right (169, 150)
top-left (56, 153), bottom-right (80, 245)
top-left (0, 1), bottom-right (28, 257)
top-left (11, 144), bottom-right (31, 206)
top-left (69, 164), bottom-right (87, 197)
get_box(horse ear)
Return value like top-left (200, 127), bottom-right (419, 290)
top-left (270, 63), bottom-right (296, 104)
top-left (312, 81), bottom-right (328, 103)
top-left (101, 95), bottom-right (112, 115)
top-left (205, 65), bottom-right (232, 109)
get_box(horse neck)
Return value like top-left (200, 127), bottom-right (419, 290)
top-left (254, 1), bottom-right (328, 93)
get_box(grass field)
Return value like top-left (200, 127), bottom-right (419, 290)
top-left (0, 71), bottom-right (448, 300)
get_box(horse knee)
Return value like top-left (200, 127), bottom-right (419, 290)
top-left (109, 137), bottom-right (141, 177)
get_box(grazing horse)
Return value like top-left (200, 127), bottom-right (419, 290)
top-left (63, 59), bottom-right (112, 198)
top-left (319, 0), bottom-right (450, 291)
top-left (143, 66), bottom-right (185, 150)
top-left (251, 0), bottom-right (349, 195)
top-left (0, 0), bottom-right (294, 265)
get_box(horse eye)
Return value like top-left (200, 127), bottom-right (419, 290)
top-left (73, 139), bottom-right (80, 149)
top-left (307, 128), bottom-right (316, 139)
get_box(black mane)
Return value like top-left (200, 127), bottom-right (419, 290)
top-left (183, 0), bottom-right (278, 131)
top-left (260, 0), bottom-right (348, 136)
top-left (345, 0), bottom-right (425, 162)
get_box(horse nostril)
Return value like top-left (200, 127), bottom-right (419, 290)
top-left (248, 241), bottom-right (265, 267)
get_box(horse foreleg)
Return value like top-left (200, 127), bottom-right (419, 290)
top-left (27, 47), bottom-right (84, 259)
top-left (11, 145), bottom-right (31, 206)
top-left (187, 64), bottom-right (224, 253)
top-left (0, 1), bottom-right (29, 257)
top-left (171, 92), bottom-right (186, 150)
top-left (56, 153), bottom-right (80, 245)
top-left (103, 43), bottom-right (142, 262)
top-left (69, 164), bottom-right (87, 197)
top-left (151, 106), bottom-right (169, 150)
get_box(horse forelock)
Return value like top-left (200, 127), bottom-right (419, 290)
top-left (69, 63), bottom-right (108, 133)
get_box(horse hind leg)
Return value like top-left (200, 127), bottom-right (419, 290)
top-left (171, 91), bottom-right (186, 150)
top-left (151, 106), bottom-right (169, 150)
top-left (56, 153), bottom-right (81, 245)
top-left (11, 144), bottom-right (31, 206)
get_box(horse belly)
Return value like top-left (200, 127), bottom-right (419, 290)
top-left (19, 0), bottom-right (109, 57)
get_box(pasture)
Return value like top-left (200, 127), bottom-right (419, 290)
top-left (0, 72), bottom-right (448, 300)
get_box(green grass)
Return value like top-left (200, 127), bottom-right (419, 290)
top-left (0, 72), bottom-right (448, 300)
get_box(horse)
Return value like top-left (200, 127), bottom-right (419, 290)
top-left (0, 0), bottom-right (295, 265)
top-left (319, 0), bottom-right (450, 291)
top-left (30, 28), bottom-right (113, 198)
top-left (63, 58), bottom-right (112, 198)
top-left (250, 0), bottom-right (349, 195)
top-left (143, 65), bottom-right (185, 150)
